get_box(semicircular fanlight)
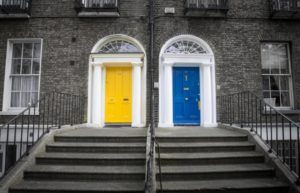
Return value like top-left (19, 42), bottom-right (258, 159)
top-left (98, 40), bottom-right (141, 53)
top-left (164, 40), bottom-right (207, 54)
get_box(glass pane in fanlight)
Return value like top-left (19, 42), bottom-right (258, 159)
top-left (32, 59), bottom-right (40, 74)
top-left (22, 59), bottom-right (32, 74)
top-left (280, 76), bottom-right (290, 91)
top-left (262, 76), bottom-right (270, 90)
top-left (21, 77), bottom-right (32, 91)
top-left (12, 43), bottom-right (22, 58)
top-left (20, 92), bottom-right (31, 107)
top-left (11, 59), bottom-right (21, 74)
top-left (270, 91), bottom-right (280, 107)
top-left (33, 43), bottom-right (41, 58)
top-left (11, 77), bottom-right (21, 91)
top-left (270, 75), bottom-right (280, 91)
top-left (281, 92), bottom-right (290, 107)
top-left (10, 92), bottom-right (20, 107)
top-left (23, 43), bottom-right (33, 58)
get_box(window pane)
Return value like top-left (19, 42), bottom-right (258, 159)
top-left (20, 92), bottom-right (31, 107)
top-left (21, 77), bottom-right (32, 91)
top-left (270, 75), bottom-right (280, 91)
top-left (11, 59), bottom-right (21, 74)
top-left (31, 92), bottom-right (38, 104)
top-left (262, 76), bottom-right (270, 90)
top-left (280, 76), bottom-right (290, 91)
top-left (263, 91), bottom-right (270, 99)
top-left (270, 91), bottom-right (280, 107)
top-left (261, 44), bottom-right (271, 74)
top-left (32, 59), bottom-right (40, 74)
top-left (281, 92), bottom-right (291, 106)
top-left (22, 59), bottom-right (31, 74)
top-left (32, 76), bottom-right (39, 92)
top-left (23, 43), bottom-right (32, 58)
top-left (33, 43), bottom-right (41, 58)
top-left (11, 92), bottom-right (20, 107)
top-left (11, 77), bottom-right (21, 91)
top-left (12, 43), bottom-right (22, 58)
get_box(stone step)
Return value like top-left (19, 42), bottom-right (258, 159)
top-left (156, 164), bottom-right (274, 181)
top-left (54, 135), bottom-right (146, 143)
top-left (9, 180), bottom-right (144, 193)
top-left (157, 142), bottom-right (255, 153)
top-left (156, 135), bottom-right (248, 143)
top-left (24, 165), bottom-right (145, 181)
top-left (46, 142), bottom-right (146, 153)
top-left (157, 178), bottom-right (288, 193)
top-left (36, 152), bottom-right (145, 166)
top-left (157, 152), bottom-right (264, 165)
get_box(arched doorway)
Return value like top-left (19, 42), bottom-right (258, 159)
top-left (158, 35), bottom-right (217, 128)
top-left (88, 34), bottom-right (146, 128)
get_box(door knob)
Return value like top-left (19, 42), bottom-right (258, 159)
top-left (123, 98), bottom-right (129, 101)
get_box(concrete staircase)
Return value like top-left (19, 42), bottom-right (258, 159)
top-left (156, 127), bottom-right (289, 193)
top-left (9, 128), bottom-right (147, 193)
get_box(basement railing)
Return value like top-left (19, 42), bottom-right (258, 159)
top-left (272, 0), bottom-right (300, 11)
top-left (0, 0), bottom-right (31, 14)
top-left (185, 0), bottom-right (228, 10)
top-left (0, 92), bottom-right (85, 179)
top-left (74, 0), bottom-right (119, 12)
top-left (217, 91), bottom-right (300, 184)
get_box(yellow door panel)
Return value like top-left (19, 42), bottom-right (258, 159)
top-left (105, 67), bottom-right (132, 123)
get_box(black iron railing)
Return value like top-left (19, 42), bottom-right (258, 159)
top-left (144, 124), bottom-right (163, 193)
top-left (185, 0), bottom-right (228, 10)
top-left (0, 0), bottom-right (31, 14)
top-left (218, 91), bottom-right (300, 183)
top-left (272, 0), bottom-right (300, 11)
top-left (74, 0), bottom-right (118, 12)
top-left (0, 92), bottom-right (85, 179)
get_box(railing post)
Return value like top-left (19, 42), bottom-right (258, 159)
top-left (58, 93), bottom-right (62, 128)
top-left (297, 126), bottom-right (300, 185)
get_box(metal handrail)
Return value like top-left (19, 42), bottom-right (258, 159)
top-left (0, 92), bottom-right (85, 179)
top-left (218, 91), bottom-right (300, 184)
top-left (144, 124), bottom-right (163, 193)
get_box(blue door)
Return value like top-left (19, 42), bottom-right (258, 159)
top-left (173, 67), bottom-right (200, 125)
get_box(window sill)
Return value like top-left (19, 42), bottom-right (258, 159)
top-left (0, 13), bottom-right (30, 19)
top-left (78, 11), bottom-right (120, 17)
top-left (0, 109), bottom-right (39, 116)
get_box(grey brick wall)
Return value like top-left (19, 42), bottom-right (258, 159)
top-left (0, 0), bottom-right (299, 124)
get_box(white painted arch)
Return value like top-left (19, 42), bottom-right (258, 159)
top-left (88, 34), bottom-right (147, 128)
top-left (158, 35), bottom-right (217, 128)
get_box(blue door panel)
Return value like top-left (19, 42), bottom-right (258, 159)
top-left (173, 67), bottom-right (200, 125)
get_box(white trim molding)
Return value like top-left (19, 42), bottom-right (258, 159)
top-left (158, 35), bottom-right (217, 128)
top-left (88, 34), bottom-right (147, 128)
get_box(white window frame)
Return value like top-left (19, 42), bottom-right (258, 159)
top-left (261, 42), bottom-right (294, 110)
top-left (1, 39), bottom-right (43, 115)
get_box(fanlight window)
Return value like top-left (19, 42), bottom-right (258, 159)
top-left (164, 40), bottom-right (207, 54)
top-left (98, 40), bottom-right (141, 53)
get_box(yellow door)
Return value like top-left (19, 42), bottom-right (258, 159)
top-left (105, 67), bottom-right (132, 123)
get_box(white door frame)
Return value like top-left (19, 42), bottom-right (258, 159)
top-left (158, 35), bottom-right (217, 128)
top-left (87, 35), bottom-right (147, 128)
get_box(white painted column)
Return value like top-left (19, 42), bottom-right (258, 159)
top-left (164, 64), bottom-right (174, 127)
top-left (92, 64), bottom-right (103, 127)
top-left (202, 65), bottom-right (213, 127)
top-left (132, 63), bottom-right (142, 127)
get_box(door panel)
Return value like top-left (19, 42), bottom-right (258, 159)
top-left (105, 67), bottom-right (132, 123)
top-left (173, 67), bottom-right (200, 125)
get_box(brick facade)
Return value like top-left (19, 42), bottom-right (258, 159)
top-left (0, 0), bottom-right (299, 124)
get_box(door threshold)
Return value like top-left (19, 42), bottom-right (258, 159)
top-left (104, 124), bottom-right (132, 128)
